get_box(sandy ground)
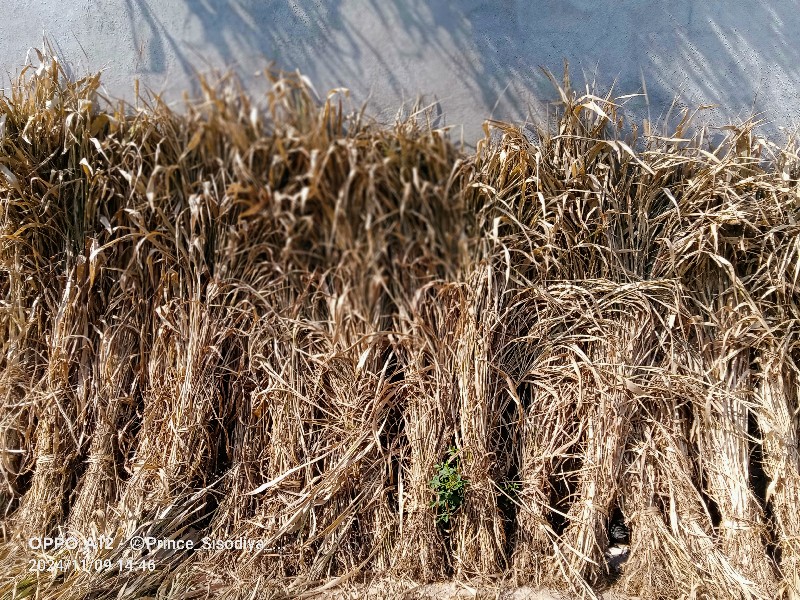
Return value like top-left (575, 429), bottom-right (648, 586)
top-left (308, 582), bottom-right (632, 599)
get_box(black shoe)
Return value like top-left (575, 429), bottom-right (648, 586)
top-left (609, 519), bottom-right (629, 544)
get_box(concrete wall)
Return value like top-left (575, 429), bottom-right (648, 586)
top-left (2, 1), bottom-right (799, 142)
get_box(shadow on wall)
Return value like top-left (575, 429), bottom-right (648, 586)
top-left (122, 1), bottom-right (536, 120)
top-left (116, 0), bottom-right (800, 138)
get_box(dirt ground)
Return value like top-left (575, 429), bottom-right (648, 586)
top-left (309, 582), bottom-right (632, 599)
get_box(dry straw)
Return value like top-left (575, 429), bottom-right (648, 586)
top-left (1, 50), bottom-right (800, 599)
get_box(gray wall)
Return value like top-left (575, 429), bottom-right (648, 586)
top-left (2, 1), bottom-right (799, 143)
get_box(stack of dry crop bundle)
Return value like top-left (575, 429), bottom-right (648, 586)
top-left (1, 52), bottom-right (799, 599)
